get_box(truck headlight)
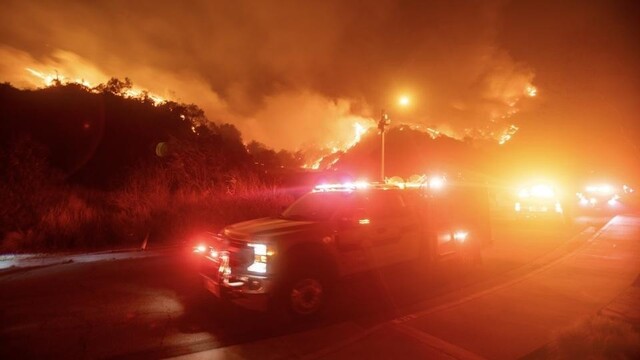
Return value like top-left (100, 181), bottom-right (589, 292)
top-left (608, 194), bottom-right (620, 206)
top-left (453, 231), bottom-right (468, 243)
top-left (247, 243), bottom-right (274, 273)
top-left (518, 189), bottom-right (530, 198)
top-left (555, 202), bottom-right (563, 213)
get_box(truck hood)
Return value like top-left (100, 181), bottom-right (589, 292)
top-left (223, 217), bottom-right (317, 241)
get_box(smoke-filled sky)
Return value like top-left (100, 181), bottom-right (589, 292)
top-left (1, 0), bottom-right (638, 178)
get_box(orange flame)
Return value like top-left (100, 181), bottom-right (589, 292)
top-left (498, 124), bottom-right (520, 145)
top-left (303, 121), bottom-right (374, 169)
top-left (25, 67), bottom-right (166, 105)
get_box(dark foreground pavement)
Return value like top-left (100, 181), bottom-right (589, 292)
top-left (0, 214), bottom-right (626, 359)
top-left (176, 215), bottom-right (640, 359)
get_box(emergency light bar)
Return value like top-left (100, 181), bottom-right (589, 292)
top-left (313, 175), bottom-right (446, 192)
top-left (313, 181), bottom-right (370, 192)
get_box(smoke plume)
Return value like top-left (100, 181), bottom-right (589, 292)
top-left (1, 0), bottom-right (536, 150)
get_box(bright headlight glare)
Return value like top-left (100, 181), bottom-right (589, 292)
top-left (555, 202), bottom-right (563, 213)
top-left (531, 184), bottom-right (555, 198)
top-left (586, 184), bottom-right (613, 194)
top-left (248, 243), bottom-right (272, 273)
top-left (247, 262), bottom-right (267, 273)
top-left (429, 176), bottom-right (445, 190)
top-left (453, 231), bottom-right (468, 242)
top-left (249, 243), bottom-right (267, 256)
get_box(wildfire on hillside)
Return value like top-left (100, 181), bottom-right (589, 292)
top-left (21, 63), bottom-right (537, 171)
top-left (25, 67), bottom-right (166, 105)
top-left (303, 121), bottom-right (375, 170)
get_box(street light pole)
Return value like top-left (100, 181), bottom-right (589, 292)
top-left (378, 95), bottom-right (409, 181)
top-left (378, 110), bottom-right (391, 181)
top-left (381, 127), bottom-right (385, 181)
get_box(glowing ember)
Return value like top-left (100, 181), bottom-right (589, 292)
top-left (525, 84), bottom-right (537, 97)
top-left (498, 124), bottom-right (519, 145)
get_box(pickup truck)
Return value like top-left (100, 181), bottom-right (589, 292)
top-left (197, 178), bottom-right (491, 319)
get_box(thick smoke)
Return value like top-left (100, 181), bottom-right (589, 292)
top-left (0, 0), bottom-right (535, 150)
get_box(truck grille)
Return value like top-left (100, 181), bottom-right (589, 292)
top-left (214, 233), bottom-right (253, 269)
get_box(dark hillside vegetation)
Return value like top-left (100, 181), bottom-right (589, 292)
top-left (0, 81), bottom-right (294, 252)
top-left (0, 81), bottom-right (253, 188)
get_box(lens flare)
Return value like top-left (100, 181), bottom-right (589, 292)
top-left (429, 176), bottom-right (446, 190)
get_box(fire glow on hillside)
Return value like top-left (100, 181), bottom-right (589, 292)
top-left (1, 0), bottom-right (638, 181)
top-left (303, 121), bottom-right (375, 169)
top-left (25, 67), bottom-right (166, 105)
top-left (22, 62), bottom-right (538, 170)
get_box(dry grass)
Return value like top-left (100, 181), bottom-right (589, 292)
top-left (1, 170), bottom-right (295, 253)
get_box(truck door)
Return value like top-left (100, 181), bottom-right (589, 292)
top-left (333, 197), bottom-right (372, 276)
top-left (365, 190), bottom-right (421, 268)
top-left (427, 195), bottom-right (458, 257)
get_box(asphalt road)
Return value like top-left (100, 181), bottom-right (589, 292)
top-left (0, 214), bottom-right (612, 359)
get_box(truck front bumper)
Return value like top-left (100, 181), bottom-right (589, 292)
top-left (199, 256), bottom-right (275, 312)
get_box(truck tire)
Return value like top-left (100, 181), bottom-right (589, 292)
top-left (279, 268), bottom-right (329, 320)
top-left (458, 230), bottom-right (483, 268)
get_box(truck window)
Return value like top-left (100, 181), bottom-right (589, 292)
top-left (282, 192), bottom-right (354, 221)
top-left (367, 191), bottom-right (408, 219)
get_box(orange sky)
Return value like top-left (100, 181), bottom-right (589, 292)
top-left (0, 0), bottom-right (638, 180)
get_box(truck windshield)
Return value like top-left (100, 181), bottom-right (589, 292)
top-left (281, 192), bottom-right (353, 221)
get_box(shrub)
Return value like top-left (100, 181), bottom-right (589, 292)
top-left (110, 167), bottom-right (294, 246)
top-left (36, 192), bottom-right (112, 250)
top-left (548, 315), bottom-right (640, 359)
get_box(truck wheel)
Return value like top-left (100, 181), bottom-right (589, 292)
top-left (279, 270), bottom-right (329, 319)
top-left (458, 233), bottom-right (482, 268)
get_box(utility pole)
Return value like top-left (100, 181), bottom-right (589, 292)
top-left (378, 110), bottom-right (391, 181)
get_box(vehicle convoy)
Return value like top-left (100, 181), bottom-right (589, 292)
top-left (513, 182), bottom-right (566, 220)
top-left (575, 183), bottom-right (633, 212)
top-left (196, 176), bottom-right (492, 318)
